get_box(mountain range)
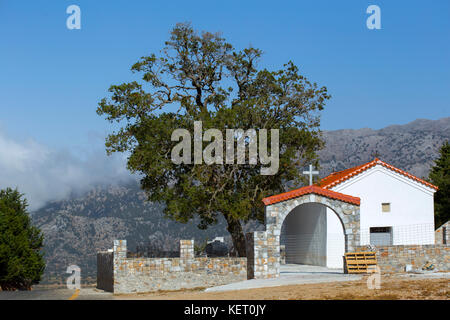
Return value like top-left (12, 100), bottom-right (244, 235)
top-left (31, 117), bottom-right (450, 284)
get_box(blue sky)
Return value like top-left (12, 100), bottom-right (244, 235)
top-left (0, 0), bottom-right (449, 208)
top-left (1, 0), bottom-right (449, 148)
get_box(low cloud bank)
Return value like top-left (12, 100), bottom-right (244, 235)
top-left (0, 131), bottom-right (136, 211)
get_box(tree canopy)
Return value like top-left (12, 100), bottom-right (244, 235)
top-left (429, 140), bottom-right (450, 227)
top-left (0, 188), bottom-right (45, 290)
top-left (97, 23), bottom-right (330, 255)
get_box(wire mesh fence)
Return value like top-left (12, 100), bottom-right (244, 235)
top-left (128, 243), bottom-right (179, 258)
top-left (280, 222), bottom-right (436, 251)
top-left (279, 223), bottom-right (437, 267)
top-left (360, 223), bottom-right (435, 246)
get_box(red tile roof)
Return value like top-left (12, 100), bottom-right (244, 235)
top-left (317, 158), bottom-right (438, 190)
top-left (262, 185), bottom-right (360, 206)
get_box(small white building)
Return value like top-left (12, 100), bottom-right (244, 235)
top-left (280, 158), bottom-right (438, 268)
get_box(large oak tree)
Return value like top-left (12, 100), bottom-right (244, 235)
top-left (97, 23), bottom-right (330, 256)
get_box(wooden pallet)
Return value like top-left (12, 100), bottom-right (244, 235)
top-left (344, 252), bottom-right (378, 274)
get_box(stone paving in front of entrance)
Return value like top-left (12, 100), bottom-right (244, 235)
top-left (204, 264), bottom-right (363, 292)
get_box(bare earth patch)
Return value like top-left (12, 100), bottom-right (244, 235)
top-left (116, 275), bottom-right (449, 300)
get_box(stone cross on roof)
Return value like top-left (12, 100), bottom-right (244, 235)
top-left (303, 164), bottom-right (319, 186)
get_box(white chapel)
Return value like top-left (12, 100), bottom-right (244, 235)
top-left (280, 158), bottom-right (438, 268)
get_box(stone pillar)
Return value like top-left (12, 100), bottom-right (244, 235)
top-left (113, 240), bottom-right (127, 259)
top-left (340, 206), bottom-right (360, 252)
top-left (180, 240), bottom-right (194, 270)
top-left (113, 240), bottom-right (127, 293)
top-left (441, 222), bottom-right (449, 244)
top-left (266, 230), bottom-right (280, 278)
top-left (246, 231), bottom-right (279, 280)
top-left (435, 221), bottom-right (449, 244)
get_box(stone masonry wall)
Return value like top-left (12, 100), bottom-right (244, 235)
top-left (435, 221), bottom-right (449, 245)
top-left (356, 245), bottom-right (450, 273)
top-left (98, 239), bottom-right (246, 294)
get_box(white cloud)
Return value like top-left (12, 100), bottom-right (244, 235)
top-left (0, 130), bottom-right (136, 211)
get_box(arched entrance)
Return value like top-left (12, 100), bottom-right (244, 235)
top-left (280, 202), bottom-right (345, 269)
top-left (246, 186), bottom-right (360, 279)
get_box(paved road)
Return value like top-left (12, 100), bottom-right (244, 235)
top-left (0, 287), bottom-right (113, 300)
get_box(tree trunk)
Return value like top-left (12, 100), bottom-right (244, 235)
top-left (224, 214), bottom-right (247, 257)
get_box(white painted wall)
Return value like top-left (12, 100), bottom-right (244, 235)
top-left (326, 207), bottom-right (345, 268)
top-left (331, 165), bottom-right (436, 245)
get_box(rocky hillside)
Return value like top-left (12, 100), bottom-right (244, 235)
top-left (318, 117), bottom-right (450, 178)
top-left (31, 117), bottom-right (450, 284)
top-left (32, 183), bottom-right (254, 284)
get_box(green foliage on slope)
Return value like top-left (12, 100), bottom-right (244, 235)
top-left (0, 188), bottom-right (45, 290)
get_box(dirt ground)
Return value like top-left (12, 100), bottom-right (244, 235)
top-left (116, 275), bottom-right (449, 300)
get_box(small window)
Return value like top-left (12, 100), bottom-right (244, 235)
top-left (381, 203), bottom-right (390, 212)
